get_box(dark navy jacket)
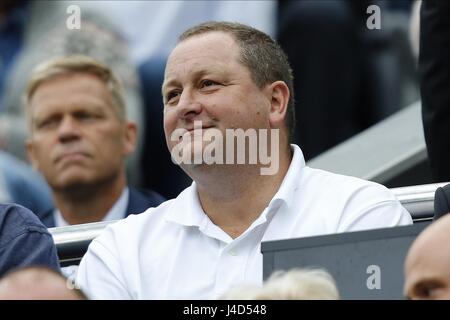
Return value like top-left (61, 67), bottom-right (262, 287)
top-left (434, 183), bottom-right (450, 220)
top-left (37, 187), bottom-right (165, 228)
top-left (0, 203), bottom-right (60, 277)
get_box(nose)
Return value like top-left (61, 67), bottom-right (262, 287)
top-left (58, 116), bottom-right (81, 143)
top-left (176, 90), bottom-right (203, 121)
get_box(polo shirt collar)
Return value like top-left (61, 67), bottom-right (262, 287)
top-left (266, 144), bottom-right (304, 211)
top-left (164, 182), bottom-right (205, 227)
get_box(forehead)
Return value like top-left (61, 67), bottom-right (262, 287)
top-left (30, 72), bottom-right (112, 109)
top-left (164, 32), bottom-right (244, 81)
top-left (405, 232), bottom-right (450, 285)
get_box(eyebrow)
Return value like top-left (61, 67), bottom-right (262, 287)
top-left (33, 102), bottom-right (107, 121)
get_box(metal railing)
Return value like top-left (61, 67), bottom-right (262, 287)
top-left (393, 182), bottom-right (447, 221)
top-left (50, 220), bottom-right (119, 265)
top-left (48, 182), bottom-right (447, 264)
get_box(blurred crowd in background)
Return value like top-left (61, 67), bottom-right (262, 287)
top-left (0, 0), bottom-right (420, 213)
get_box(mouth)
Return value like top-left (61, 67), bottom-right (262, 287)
top-left (55, 151), bottom-right (90, 163)
top-left (185, 126), bottom-right (214, 132)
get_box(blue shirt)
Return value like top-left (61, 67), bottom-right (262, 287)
top-left (0, 203), bottom-right (60, 277)
top-left (0, 151), bottom-right (53, 216)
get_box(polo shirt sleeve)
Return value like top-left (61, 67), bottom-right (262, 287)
top-left (336, 183), bottom-right (413, 233)
top-left (76, 226), bottom-right (132, 300)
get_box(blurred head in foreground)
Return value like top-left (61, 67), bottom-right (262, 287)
top-left (404, 214), bottom-right (450, 300)
top-left (221, 268), bottom-right (339, 300)
top-left (0, 266), bottom-right (87, 300)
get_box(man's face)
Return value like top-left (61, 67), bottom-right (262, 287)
top-left (404, 224), bottom-right (450, 300)
top-left (162, 32), bottom-right (273, 170)
top-left (26, 73), bottom-right (136, 192)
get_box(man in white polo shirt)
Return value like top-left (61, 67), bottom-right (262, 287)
top-left (77, 21), bottom-right (412, 299)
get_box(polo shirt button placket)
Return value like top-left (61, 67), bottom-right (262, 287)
top-left (214, 246), bottom-right (243, 297)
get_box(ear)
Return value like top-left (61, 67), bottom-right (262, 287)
top-left (267, 81), bottom-right (290, 129)
top-left (123, 121), bottom-right (138, 156)
top-left (26, 138), bottom-right (40, 171)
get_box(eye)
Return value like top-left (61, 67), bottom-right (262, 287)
top-left (36, 116), bottom-right (59, 130)
top-left (165, 90), bottom-right (181, 104)
top-left (200, 79), bottom-right (220, 88)
top-left (78, 112), bottom-right (92, 119)
top-left (414, 281), bottom-right (444, 300)
top-left (75, 111), bottom-right (100, 121)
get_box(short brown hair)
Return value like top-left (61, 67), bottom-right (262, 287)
top-left (25, 55), bottom-right (126, 121)
top-left (179, 21), bottom-right (296, 141)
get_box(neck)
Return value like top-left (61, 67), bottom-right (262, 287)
top-left (52, 174), bottom-right (126, 225)
top-left (194, 144), bottom-right (292, 239)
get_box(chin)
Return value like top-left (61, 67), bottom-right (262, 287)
top-left (53, 174), bottom-right (91, 190)
top-left (180, 161), bottom-right (217, 176)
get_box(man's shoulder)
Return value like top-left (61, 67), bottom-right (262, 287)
top-left (0, 203), bottom-right (50, 247)
top-left (299, 166), bottom-right (412, 230)
top-left (0, 204), bottom-right (59, 277)
top-left (0, 203), bottom-right (47, 229)
top-left (33, 207), bottom-right (55, 228)
top-left (302, 166), bottom-right (394, 199)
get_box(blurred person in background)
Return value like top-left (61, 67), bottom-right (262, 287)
top-left (278, 0), bottom-right (418, 159)
top-left (420, 0), bottom-right (450, 183)
top-left (0, 0), bottom-right (144, 188)
top-left (0, 150), bottom-right (53, 216)
top-left (25, 55), bottom-right (164, 228)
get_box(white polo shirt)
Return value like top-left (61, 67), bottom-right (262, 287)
top-left (76, 144), bottom-right (412, 299)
